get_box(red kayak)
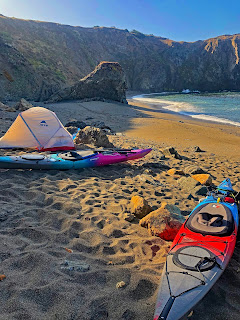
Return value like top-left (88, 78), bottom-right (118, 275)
top-left (154, 179), bottom-right (239, 320)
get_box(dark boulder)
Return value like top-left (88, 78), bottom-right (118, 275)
top-left (74, 126), bottom-right (114, 148)
top-left (66, 126), bottom-right (78, 134)
top-left (161, 147), bottom-right (182, 160)
top-left (139, 202), bottom-right (185, 241)
top-left (65, 120), bottom-right (87, 129)
top-left (90, 121), bottom-right (112, 131)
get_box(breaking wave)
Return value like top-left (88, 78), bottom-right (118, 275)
top-left (132, 94), bottom-right (240, 127)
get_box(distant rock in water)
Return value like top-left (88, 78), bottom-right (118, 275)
top-left (48, 61), bottom-right (127, 103)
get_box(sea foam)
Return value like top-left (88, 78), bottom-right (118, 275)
top-left (132, 94), bottom-right (240, 127)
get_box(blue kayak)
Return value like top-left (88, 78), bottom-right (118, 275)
top-left (0, 148), bottom-right (152, 170)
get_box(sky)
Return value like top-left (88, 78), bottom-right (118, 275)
top-left (0, 0), bottom-right (240, 42)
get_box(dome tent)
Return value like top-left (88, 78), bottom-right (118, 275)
top-left (0, 107), bottom-right (75, 151)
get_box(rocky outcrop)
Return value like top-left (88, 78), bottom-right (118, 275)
top-left (1, 16), bottom-right (240, 100)
top-left (139, 202), bottom-right (184, 241)
top-left (74, 126), bottom-right (114, 148)
top-left (47, 62), bottom-right (127, 103)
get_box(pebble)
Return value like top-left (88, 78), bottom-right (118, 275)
top-left (61, 260), bottom-right (90, 272)
top-left (116, 281), bottom-right (126, 289)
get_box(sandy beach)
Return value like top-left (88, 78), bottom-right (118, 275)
top-left (1, 97), bottom-right (240, 320)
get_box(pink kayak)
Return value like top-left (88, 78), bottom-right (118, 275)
top-left (0, 148), bottom-right (152, 170)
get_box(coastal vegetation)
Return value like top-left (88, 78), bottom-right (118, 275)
top-left (1, 15), bottom-right (240, 101)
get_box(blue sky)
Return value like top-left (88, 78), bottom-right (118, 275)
top-left (0, 0), bottom-right (240, 41)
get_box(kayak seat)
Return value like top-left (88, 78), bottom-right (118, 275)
top-left (186, 203), bottom-right (234, 236)
top-left (59, 150), bottom-right (95, 161)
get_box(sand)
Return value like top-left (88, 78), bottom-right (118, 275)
top-left (0, 98), bottom-right (240, 320)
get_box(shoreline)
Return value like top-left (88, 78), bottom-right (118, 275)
top-left (126, 98), bottom-right (240, 158)
top-left (128, 91), bottom-right (240, 128)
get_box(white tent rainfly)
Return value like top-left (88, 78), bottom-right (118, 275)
top-left (0, 107), bottom-right (75, 151)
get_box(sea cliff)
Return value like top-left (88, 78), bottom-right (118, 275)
top-left (1, 15), bottom-right (240, 101)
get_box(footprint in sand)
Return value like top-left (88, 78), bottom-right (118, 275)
top-left (89, 298), bottom-right (108, 320)
top-left (129, 279), bottom-right (157, 300)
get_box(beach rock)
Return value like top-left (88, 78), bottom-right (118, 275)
top-left (143, 168), bottom-right (155, 175)
top-left (167, 168), bottom-right (185, 176)
top-left (15, 98), bottom-right (32, 111)
top-left (48, 61), bottom-right (127, 103)
top-left (161, 147), bottom-right (182, 160)
top-left (184, 165), bottom-right (205, 175)
top-left (194, 146), bottom-right (204, 152)
top-left (131, 195), bottom-right (152, 219)
top-left (0, 101), bottom-right (16, 112)
top-left (178, 176), bottom-right (200, 192)
top-left (0, 274), bottom-right (6, 281)
top-left (195, 186), bottom-right (208, 196)
top-left (90, 121), bottom-right (112, 130)
top-left (65, 120), bottom-right (87, 129)
top-left (139, 202), bottom-right (184, 241)
top-left (116, 281), bottom-right (126, 289)
top-left (74, 126), bottom-right (114, 147)
top-left (66, 126), bottom-right (78, 134)
top-left (0, 101), bottom-right (8, 110)
top-left (192, 174), bottom-right (212, 185)
top-left (123, 212), bottom-right (135, 222)
top-left (0, 101), bottom-right (7, 109)
top-left (61, 260), bottom-right (90, 272)
top-left (137, 174), bottom-right (154, 184)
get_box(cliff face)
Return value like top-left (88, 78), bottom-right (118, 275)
top-left (0, 15), bottom-right (240, 101)
top-left (48, 61), bottom-right (127, 103)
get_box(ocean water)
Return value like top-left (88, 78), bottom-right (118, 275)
top-left (132, 92), bottom-right (240, 126)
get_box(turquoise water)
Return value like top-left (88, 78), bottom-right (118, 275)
top-left (133, 92), bottom-right (240, 126)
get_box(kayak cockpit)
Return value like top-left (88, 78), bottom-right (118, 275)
top-left (59, 150), bottom-right (96, 161)
top-left (21, 154), bottom-right (46, 161)
top-left (186, 203), bottom-right (234, 237)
